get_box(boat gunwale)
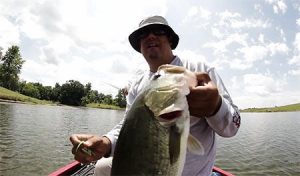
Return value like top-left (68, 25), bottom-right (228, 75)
top-left (49, 161), bottom-right (234, 176)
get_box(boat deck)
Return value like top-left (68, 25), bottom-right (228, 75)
top-left (49, 161), bottom-right (234, 176)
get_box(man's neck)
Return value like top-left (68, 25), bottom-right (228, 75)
top-left (149, 55), bottom-right (176, 72)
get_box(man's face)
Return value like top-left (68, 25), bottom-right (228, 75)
top-left (139, 27), bottom-right (172, 60)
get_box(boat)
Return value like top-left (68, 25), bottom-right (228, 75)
top-left (49, 160), bottom-right (234, 176)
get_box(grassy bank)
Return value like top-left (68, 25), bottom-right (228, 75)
top-left (0, 86), bottom-right (123, 110)
top-left (0, 87), bottom-right (53, 105)
top-left (86, 103), bottom-right (124, 110)
top-left (241, 103), bottom-right (300, 112)
top-left (3, 85), bottom-right (298, 112)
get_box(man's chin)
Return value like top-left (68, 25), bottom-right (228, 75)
top-left (148, 51), bottom-right (160, 60)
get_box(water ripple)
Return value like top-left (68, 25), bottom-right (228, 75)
top-left (216, 112), bottom-right (300, 175)
top-left (1, 104), bottom-right (299, 175)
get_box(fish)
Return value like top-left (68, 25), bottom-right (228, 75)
top-left (111, 64), bottom-right (204, 176)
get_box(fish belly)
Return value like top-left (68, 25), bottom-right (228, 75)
top-left (111, 103), bottom-right (182, 176)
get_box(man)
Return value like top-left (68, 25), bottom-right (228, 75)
top-left (70, 15), bottom-right (241, 176)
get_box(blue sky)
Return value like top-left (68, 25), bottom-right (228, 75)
top-left (0, 0), bottom-right (299, 109)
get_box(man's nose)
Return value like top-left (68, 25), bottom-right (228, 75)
top-left (144, 32), bottom-right (156, 39)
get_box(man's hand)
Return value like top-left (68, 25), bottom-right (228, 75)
top-left (70, 134), bottom-right (111, 164)
top-left (187, 72), bottom-right (222, 117)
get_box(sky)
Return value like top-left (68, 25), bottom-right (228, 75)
top-left (0, 0), bottom-right (300, 109)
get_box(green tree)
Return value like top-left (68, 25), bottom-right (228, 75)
top-left (0, 46), bottom-right (25, 91)
top-left (22, 82), bottom-right (40, 98)
top-left (59, 80), bottom-right (85, 106)
top-left (51, 83), bottom-right (61, 102)
top-left (80, 82), bottom-right (93, 105)
top-left (81, 89), bottom-right (99, 105)
top-left (84, 82), bottom-right (92, 95)
top-left (80, 96), bottom-right (89, 106)
top-left (114, 89), bottom-right (126, 108)
top-left (0, 47), bottom-right (3, 59)
top-left (97, 93), bottom-right (106, 104)
top-left (103, 94), bottom-right (113, 105)
top-left (29, 82), bottom-right (53, 100)
top-left (18, 80), bottom-right (27, 93)
top-left (37, 84), bottom-right (53, 100)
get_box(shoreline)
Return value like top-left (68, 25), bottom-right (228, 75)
top-left (0, 98), bottom-right (29, 104)
top-left (240, 110), bottom-right (300, 113)
top-left (1, 98), bottom-right (298, 113)
top-left (0, 98), bottom-right (124, 111)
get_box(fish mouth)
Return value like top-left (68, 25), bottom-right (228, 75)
top-left (159, 110), bottom-right (183, 121)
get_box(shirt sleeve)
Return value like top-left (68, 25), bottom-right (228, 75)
top-left (102, 72), bottom-right (143, 156)
top-left (103, 118), bottom-right (124, 156)
top-left (205, 67), bottom-right (241, 137)
top-left (103, 91), bottom-right (133, 156)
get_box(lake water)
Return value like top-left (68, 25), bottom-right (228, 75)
top-left (0, 103), bottom-right (299, 176)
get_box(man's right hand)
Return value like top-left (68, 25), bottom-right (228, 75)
top-left (70, 134), bottom-right (111, 164)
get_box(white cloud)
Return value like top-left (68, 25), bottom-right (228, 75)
top-left (293, 32), bottom-right (300, 51)
top-left (1, 0), bottom-right (299, 108)
top-left (41, 34), bottom-right (76, 64)
top-left (41, 47), bottom-right (59, 65)
top-left (176, 49), bottom-right (208, 64)
top-left (181, 5), bottom-right (212, 29)
top-left (279, 28), bottom-right (287, 42)
top-left (296, 18), bottom-right (300, 26)
top-left (230, 73), bottom-right (296, 109)
top-left (239, 42), bottom-right (288, 64)
top-left (265, 0), bottom-right (287, 14)
top-left (203, 33), bottom-right (248, 54)
top-left (288, 69), bottom-right (300, 76)
top-left (258, 34), bottom-right (265, 43)
top-left (0, 16), bottom-right (20, 50)
top-left (230, 76), bottom-right (241, 91)
top-left (254, 4), bottom-right (263, 14)
top-left (288, 51), bottom-right (300, 78)
top-left (219, 10), bottom-right (240, 20)
top-left (235, 91), bottom-right (300, 109)
top-left (239, 45), bottom-right (268, 62)
top-left (211, 27), bottom-right (223, 39)
top-left (218, 10), bottom-right (271, 29)
top-left (276, 0), bottom-right (287, 13)
top-left (18, 4), bottom-right (49, 40)
top-left (288, 32), bottom-right (300, 75)
top-left (230, 58), bottom-right (253, 70)
top-left (187, 6), bottom-right (211, 20)
top-left (21, 59), bottom-right (59, 85)
top-left (267, 42), bottom-right (289, 56)
top-left (230, 18), bottom-right (271, 29)
top-left (289, 55), bottom-right (300, 66)
top-left (3, 0), bottom-right (170, 93)
top-left (243, 73), bottom-right (284, 96)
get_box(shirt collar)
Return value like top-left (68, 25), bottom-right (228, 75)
top-left (148, 55), bottom-right (180, 74)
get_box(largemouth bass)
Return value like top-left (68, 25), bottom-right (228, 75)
top-left (111, 65), bottom-right (204, 176)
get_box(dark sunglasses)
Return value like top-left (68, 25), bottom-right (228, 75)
top-left (138, 28), bottom-right (168, 40)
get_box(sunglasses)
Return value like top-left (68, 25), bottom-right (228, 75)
top-left (138, 28), bottom-right (168, 40)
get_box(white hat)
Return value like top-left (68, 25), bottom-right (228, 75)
top-left (128, 16), bottom-right (179, 52)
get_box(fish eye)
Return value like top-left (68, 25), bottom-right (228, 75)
top-left (153, 73), bottom-right (161, 80)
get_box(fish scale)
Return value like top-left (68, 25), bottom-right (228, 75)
top-left (111, 101), bottom-right (181, 175)
top-left (111, 65), bottom-right (204, 176)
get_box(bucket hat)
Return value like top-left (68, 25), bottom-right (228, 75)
top-left (129, 15), bottom-right (179, 52)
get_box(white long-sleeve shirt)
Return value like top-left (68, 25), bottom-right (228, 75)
top-left (104, 56), bottom-right (241, 176)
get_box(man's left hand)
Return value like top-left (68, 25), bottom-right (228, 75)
top-left (187, 72), bottom-right (222, 117)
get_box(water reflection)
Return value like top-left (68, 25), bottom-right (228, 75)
top-left (0, 103), bottom-right (124, 176)
top-left (0, 103), bottom-right (299, 175)
top-left (215, 112), bottom-right (300, 175)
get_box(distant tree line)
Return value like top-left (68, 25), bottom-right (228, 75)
top-left (0, 45), bottom-right (126, 107)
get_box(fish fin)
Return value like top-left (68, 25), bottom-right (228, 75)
top-left (187, 134), bottom-right (205, 155)
top-left (169, 125), bottom-right (181, 164)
